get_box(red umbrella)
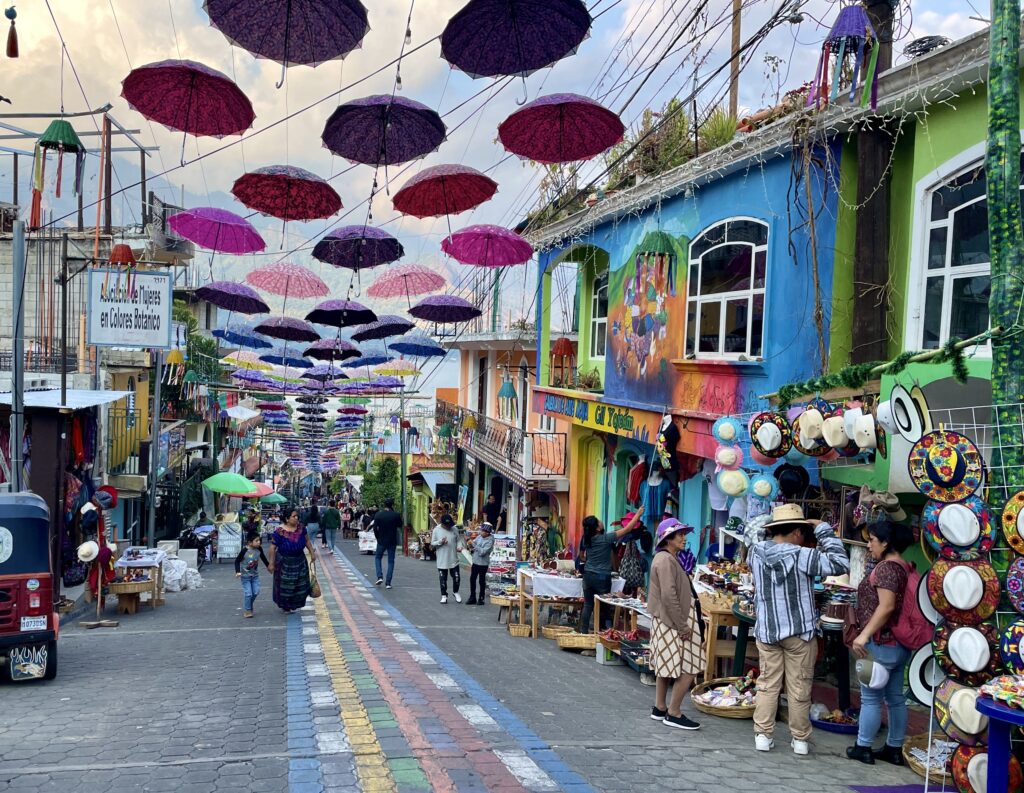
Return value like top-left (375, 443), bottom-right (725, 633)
top-left (231, 164), bottom-right (341, 221)
top-left (498, 93), bottom-right (625, 164)
top-left (392, 164), bottom-right (497, 219)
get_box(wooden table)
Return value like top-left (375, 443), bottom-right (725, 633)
top-left (593, 594), bottom-right (646, 635)
top-left (517, 568), bottom-right (623, 638)
top-left (699, 593), bottom-right (744, 683)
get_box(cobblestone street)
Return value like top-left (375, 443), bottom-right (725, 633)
top-left (1, 542), bottom-right (924, 792)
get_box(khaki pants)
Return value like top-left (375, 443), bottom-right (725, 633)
top-left (754, 636), bottom-right (816, 741)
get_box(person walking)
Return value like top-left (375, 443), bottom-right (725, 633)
top-left (372, 499), bottom-right (403, 589)
top-left (578, 508), bottom-right (645, 633)
top-left (467, 522), bottom-right (494, 605)
top-left (341, 503), bottom-right (353, 539)
top-left (648, 518), bottom-right (704, 730)
top-left (431, 514), bottom-right (464, 604)
top-left (847, 521), bottom-right (916, 765)
top-left (306, 501), bottom-right (322, 547)
top-left (268, 508), bottom-right (317, 613)
top-left (750, 504), bottom-right (849, 755)
top-left (321, 500), bottom-right (341, 552)
top-left (234, 530), bottom-right (271, 618)
top-left (481, 493), bottom-right (504, 534)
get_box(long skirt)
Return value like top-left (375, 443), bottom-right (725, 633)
top-left (273, 552), bottom-right (310, 611)
top-left (649, 602), bottom-right (705, 679)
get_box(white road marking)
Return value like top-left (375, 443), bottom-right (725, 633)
top-left (409, 651), bottom-right (436, 665)
top-left (493, 750), bottom-right (559, 791)
top-left (316, 732), bottom-right (350, 754)
top-left (306, 664), bottom-right (328, 678)
top-left (425, 672), bottom-right (460, 691)
top-left (393, 633), bottom-right (415, 644)
top-left (455, 704), bottom-right (499, 729)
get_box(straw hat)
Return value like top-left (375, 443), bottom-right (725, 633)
top-left (714, 445), bottom-right (742, 470)
top-left (712, 416), bottom-right (743, 444)
top-left (77, 541), bottom-right (99, 563)
top-left (822, 415), bottom-right (850, 449)
top-left (762, 503), bottom-right (817, 531)
top-left (800, 406), bottom-right (825, 440)
top-left (716, 469), bottom-right (749, 498)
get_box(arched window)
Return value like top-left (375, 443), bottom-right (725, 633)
top-left (917, 153), bottom-right (1024, 349)
top-left (686, 218), bottom-right (768, 358)
top-left (591, 270), bottom-right (608, 359)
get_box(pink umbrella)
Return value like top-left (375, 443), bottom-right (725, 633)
top-left (392, 164), bottom-right (497, 219)
top-left (441, 224), bottom-right (532, 267)
top-left (498, 93), bottom-right (625, 164)
top-left (246, 263), bottom-right (329, 310)
top-left (169, 207), bottom-right (265, 254)
top-left (367, 263), bottom-right (446, 306)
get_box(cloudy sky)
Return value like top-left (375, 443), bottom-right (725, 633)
top-left (0, 0), bottom-right (986, 395)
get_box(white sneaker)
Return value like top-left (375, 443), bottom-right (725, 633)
top-left (440, 595), bottom-right (448, 604)
top-left (375, 578), bottom-right (383, 586)
top-left (454, 593), bottom-right (462, 603)
top-left (792, 740), bottom-right (809, 756)
top-left (386, 585), bottom-right (392, 590)
top-left (755, 735), bottom-right (774, 752)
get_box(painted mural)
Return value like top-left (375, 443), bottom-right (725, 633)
top-left (606, 230), bottom-right (689, 405)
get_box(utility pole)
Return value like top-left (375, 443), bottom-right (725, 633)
top-left (60, 233), bottom-right (69, 408)
top-left (9, 220), bottom-right (25, 491)
top-left (728, 0), bottom-right (742, 118)
top-left (399, 390), bottom-right (408, 527)
top-left (147, 349), bottom-right (164, 547)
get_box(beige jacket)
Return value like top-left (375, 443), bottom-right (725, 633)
top-left (647, 551), bottom-right (693, 633)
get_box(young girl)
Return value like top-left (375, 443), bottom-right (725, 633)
top-left (235, 531), bottom-right (271, 618)
top-left (431, 514), bottom-right (464, 604)
top-left (467, 522), bottom-right (494, 605)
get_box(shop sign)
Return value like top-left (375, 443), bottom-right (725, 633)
top-left (86, 269), bottom-right (173, 349)
top-left (539, 392), bottom-right (657, 440)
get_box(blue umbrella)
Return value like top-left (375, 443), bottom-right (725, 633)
top-left (213, 321), bottom-right (273, 349)
top-left (260, 347), bottom-right (313, 368)
top-left (390, 334), bottom-right (446, 358)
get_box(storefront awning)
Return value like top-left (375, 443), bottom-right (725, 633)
top-left (413, 470), bottom-right (454, 496)
top-left (0, 389), bottom-right (133, 410)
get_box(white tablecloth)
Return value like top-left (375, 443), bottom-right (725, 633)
top-left (115, 548), bottom-right (168, 569)
top-left (520, 569), bottom-right (625, 598)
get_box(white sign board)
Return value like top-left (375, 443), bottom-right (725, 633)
top-left (87, 268), bottom-right (173, 349)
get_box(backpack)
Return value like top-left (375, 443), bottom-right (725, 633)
top-left (619, 541), bottom-right (645, 590)
top-left (873, 560), bottom-right (931, 650)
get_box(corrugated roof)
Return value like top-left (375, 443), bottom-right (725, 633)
top-left (0, 389), bottom-right (133, 410)
top-left (414, 470), bottom-right (454, 496)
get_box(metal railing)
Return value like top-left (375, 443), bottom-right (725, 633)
top-left (0, 350), bottom-right (80, 373)
top-left (107, 407), bottom-right (145, 475)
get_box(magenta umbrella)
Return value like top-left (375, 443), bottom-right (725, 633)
top-left (254, 316), bottom-right (321, 342)
top-left (194, 281), bottom-right (270, 314)
top-left (168, 207), bottom-right (265, 254)
top-left (392, 164), bottom-right (497, 219)
top-left (246, 263), bottom-right (328, 310)
top-left (441, 224), bottom-right (532, 267)
top-left (367, 263), bottom-right (446, 306)
top-left (232, 165), bottom-right (341, 222)
top-left (498, 93), bottom-right (624, 164)
top-left (409, 294), bottom-right (482, 323)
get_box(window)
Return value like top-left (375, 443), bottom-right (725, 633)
top-left (686, 218), bottom-right (768, 358)
top-left (917, 153), bottom-right (1024, 349)
top-left (590, 271), bottom-right (608, 359)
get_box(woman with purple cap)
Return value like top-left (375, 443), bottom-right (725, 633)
top-left (648, 518), bottom-right (704, 731)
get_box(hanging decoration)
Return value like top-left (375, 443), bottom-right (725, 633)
top-left (5, 6), bottom-right (17, 58)
top-left (808, 4), bottom-right (879, 111)
top-left (497, 371), bottom-right (518, 423)
top-left (30, 119), bottom-right (87, 227)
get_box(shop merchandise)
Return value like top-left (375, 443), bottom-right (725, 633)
top-left (979, 673), bottom-right (1024, 708)
top-left (922, 496), bottom-right (994, 560)
top-left (926, 559), bottom-right (1000, 625)
top-left (711, 416), bottom-right (744, 445)
top-left (885, 383), bottom-right (931, 442)
top-left (1002, 490), bottom-right (1024, 555)
top-left (748, 473), bottom-right (778, 502)
top-left (934, 678), bottom-right (988, 745)
top-left (792, 414), bottom-right (831, 457)
top-left (999, 620), bottom-right (1024, 675)
top-left (749, 411), bottom-right (792, 458)
top-left (908, 429), bottom-right (985, 503)
top-left (693, 672), bottom-right (758, 708)
top-left (908, 643), bottom-right (948, 706)
top-left (951, 743), bottom-right (1024, 793)
top-left (932, 622), bottom-right (1001, 686)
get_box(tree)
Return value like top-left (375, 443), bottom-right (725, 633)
top-left (361, 456), bottom-right (400, 509)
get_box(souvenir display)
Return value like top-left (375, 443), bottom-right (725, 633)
top-left (714, 444), bottom-right (742, 470)
top-left (716, 468), bottom-right (750, 498)
top-left (980, 674), bottom-right (1024, 709)
top-left (1000, 619), bottom-right (1024, 675)
top-left (926, 560), bottom-right (1000, 625)
top-left (908, 643), bottom-right (948, 706)
top-left (933, 622), bottom-right (1000, 686)
top-left (934, 679), bottom-right (988, 745)
top-left (1002, 490), bottom-right (1024, 555)
top-left (748, 473), bottom-right (778, 502)
top-left (712, 415), bottom-right (743, 445)
top-left (922, 496), bottom-right (995, 560)
top-left (887, 383), bottom-right (932, 443)
top-left (749, 412), bottom-right (792, 458)
top-left (951, 743), bottom-right (1024, 793)
top-left (917, 573), bottom-right (942, 625)
top-left (1007, 558), bottom-right (1024, 615)
top-left (908, 430), bottom-right (984, 503)
top-left (792, 414), bottom-right (831, 457)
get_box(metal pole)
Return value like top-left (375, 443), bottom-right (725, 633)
top-left (140, 150), bottom-right (147, 227)
top-left (147, 349), bottom-right (163, 548)
top-left (11, 153), bottom-right (17, 207)
top-left (60, 233), bottom-right (68, 409)
top-left (399, 390), bottom-right (408, 527)
top-left (9, 221), bottom-right (26, 491)
top-left (103, 115), bottom-right (112, 235)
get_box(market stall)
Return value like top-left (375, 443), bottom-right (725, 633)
top-left (112, 548), bottom-right (167, 614)
top-left (515, 567), bottom-right (624, 639)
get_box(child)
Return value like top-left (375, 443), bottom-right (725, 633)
top-left (431, 514), bottom-right (464, 604)
top-left (235, 531), bottom-right (271, 618)
top-left (467, 522), bottom-right (494, 605)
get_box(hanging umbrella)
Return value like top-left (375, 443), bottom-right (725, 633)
top-left (339, 406), bottom-right (369, 415)
top-left (390, 334), bottom-right (446, 358)
top-left (121, 60), bottom-right (255, 160)
top-left (266, 365), bottom-right (308, 382)
top-left (222, 350), bottom-right (273, 370)
top-left (441, 224), bottom-right (532, 267)
top-left (303, 338), bottom-right (361, 362)
top-left (321, 95), bottom-right (446, 166)
top-left (296, 395), bottom-right (328, 404)
top-left (224, 481), bottom-right (275, 498)
top-left (260, 492), bottom-right (288, 505)
top-left (351, 314), bottom-right (414, 342)
top-left (246, 262), bottom-right (329, 300)
top-left (305, 299), bottom-right (376, 328)
top-left (259, 347), bottom-right (313, 368)
top-left (367, 263), bottom-right (446, 302)
top-left (256, 400), bottom-right (288, 410)
top-left (214, 321), bottom-right (272, 349)
top-left (498, 93), bottom-right (625, 163)
top-left (203, 471), bottom-right (258, 494)
top-left (232, 164), bottom-right (342, 221)
top-left (254, 316), bottom-right (321, 342)
top-left (303, 364), bottom-right (348, 382)
top-left (342, 351), bottom-right (394, 369)
top-left (169, 207), bottom-right (265, 254)
top-left (374, 359), bottom-right (421, 377)
top-left (441, 0), bottom-right (592, 79)
top-left (311, 225), bottom-right (404, 270)
top-left (297, 405), bottom-right (328, 414)
top-left (409, 294), bottom-right (482, 323)
top-left (231, 369), bottom-right (273, 386)
top-left (392, 164), bottom-right (497, 218)
top-left (196, 281), bottom-right (271, 314)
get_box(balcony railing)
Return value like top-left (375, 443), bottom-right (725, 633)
top-left (0, 350), bottom-right (80, 373)
top-left (108, 407), bottom-right (145, 475)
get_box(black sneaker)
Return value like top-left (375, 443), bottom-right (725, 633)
top-left (663, 713), bottom-right (701, 731)
top-left (651, 706), bottom-right (668, 721)
top-left (466, 597), bottom-right (478, 605)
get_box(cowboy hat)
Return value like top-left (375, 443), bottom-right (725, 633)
top-left (923, 496), bottom-right (994, 561)
top-left (792, 415), bottom-right (830, 457)
top-left (1002, 490), bottom-right (1024, 555)
top-left (655, 518), bottom-right (693, 548)
top-left (933, 622), bottom-right (1000, 686)
top-left (935, 679), bottom-right (988, 745)
top-left (853, 413), bottom-right (879, 450)
top-left (799, 406), bottom-right (825, 440)
top-left (843, 406), bottom-right (864, 441)
top-left (889, 384), bottom-right (932, 443)
top-left (762, 503), bottom-right (817, 532)
top-left (854, 485), bottom-right (907, 527)
top-left (1000, 617), bottom-right (1024, 675)
top-left (918, 572), bottom-right (941, 625)
top-left (712, 416), bottom-right (744, 444)
top-left (77, 540), bottom-right (100, 563)
top-left (951, 744), bottom-right (1024, 793)
top-left (908, 643), bottom-right (947, 706)
top-left (928, 560), bottom-right (1000, 625)
top-left (855, 656), bottom-right (890, 690)
top-left (875, 399), bottom-right (898, 435)
top-left (749, 412), bottom-right (792, 458)
top-left (909, 430), bottom-right (985, 504)
top-left (774, 463), bottom-right (810, 498)
top-left (716, 469), bottom-right (749, 498)
top-left (1008, 557), bottom-right (1024, 616)
top-left (822, 415), bottom-right (850, 449)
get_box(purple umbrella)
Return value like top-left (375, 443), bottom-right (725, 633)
top-left (409, 295), bottom-right (482, 323)
top-left (311, 225), bottom-right (404, 270)
top-left (231, 369), bottom-right (273, 385)
top-left (195, 281), bottom-right (270, 314)
top-left (232, 165), bottom-right (342, 222)
top-left (254, 316), bottom-right (321, 342)
top-left (303, 338), bottom-right (361, 362)
top-left (342, 352), bottom-right (394, 369)
top-left (321, 95), bottom-right (446, 166)
top-left (441, 0), bottom-right (592, 79)
top-left (305, 299), bottom-right (377, 328)
top-left (441, 224), bottom-right (532, 267)
top-left (168, 207), bottom-right (265, 253)
top-left (368, 376), bottom-right (404, 389)
top-left (351, 314), bottom-right (414, 342)
top-left (498, 93), bottom-right (625, 164)
top-left (392, 164), bottom-right (497, 219)
top-left (302, 364), bottom-right (348, 381)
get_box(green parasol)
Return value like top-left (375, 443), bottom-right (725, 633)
top-left (260, 492), bottom-right (288, 504)
top-left (202, 472), bottom-right (257, 494)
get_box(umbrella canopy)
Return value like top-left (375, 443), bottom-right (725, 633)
top-left (203, 471), bottom-right (257, 494)
top-left (311, 225), bottom-right (404, 270)
top-left (389, 334), bottom-right (446, 358)
top-left (259, 347), bottom-right (313, 368)
top-left (351, 314), bottom-right (414, 342)
top-left (196, 281), bottom-right (271, 314)
top-left (266, 364), bottom-right (310, 381)
top-left (225, 481), bottom-right (274, 498)
top-left (222, 350), bottom-right (273, 370)
top-left (321, 95), bottom-right (446, 166)
top-left (204, 0), bottom-right (369, 67)
top-left (254, 316), bottom-right (321, 342)
top-left (441, 0), bottom-right (592, 79)
top-left (168, 207), bottom-right (265, 253)
top-left (393, 164), bottom-right (497, 218)
top-left (260, 492), bottom-right (288, 504)
top-left (498, 93), bottom-right (624, 163)
top-left (338, 406), bottom-right (369, 415)
top-left (232, 164), bottom-right (342, 221)
top-left (246, 262), bottom-right (328, 299)
top-left (367, 263), bottom-right (446, 299)
top-left (441, 224), bottom-right (532, 267)
top-left (374, 359), bottom-right (421, 377)
top-left (343, 352), bottom-right (394, 369)
top-left (302, 364), bottom-right (348, 381)
top-left (231, 369), bottom-right (274, 384)
top-left (303, 338), bottom-right (361, 362)
top-left (306, 300), bottom-right (376, 328)
top-left (121, 59), bottom-right (255, 137)
top-left (409, 294), bottom-right (482, 323)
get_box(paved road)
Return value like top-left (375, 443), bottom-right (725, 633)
top-left (0, 539), bottom-right (922, 792)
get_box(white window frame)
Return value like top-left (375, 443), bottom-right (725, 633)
top-left (685, 217), bottom-right (769, 359)
top-left (906, 138), bottom-right (1024, 356)
top-left (590, 270), bottom-right (608, 360)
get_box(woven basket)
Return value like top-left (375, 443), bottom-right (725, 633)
top-left (556, 632), bottom-right (597, 651)
top-left (541, 625), bottom-right (573, 640)
top-left (903, 733), bottom-right (952, 782)
top-left (599, 636), bottom-right (622, 653)
top-left (108, 580), bottom-right (152, 595)
top-left (508, 623), bottom-right (532, 638)
top-left (691, 677), bottom-right (756, 719)
top-left (490, 595), bottom-right (513, 608)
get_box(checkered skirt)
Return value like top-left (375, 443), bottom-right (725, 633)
top-left (649, 601), bottom-right (705, 678)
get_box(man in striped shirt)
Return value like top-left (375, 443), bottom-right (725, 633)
top-left (749, 503), bottom-right (849, 756)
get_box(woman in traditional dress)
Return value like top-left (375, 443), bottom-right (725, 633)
top-left (647, 518), bottom-right (705, 731)
top-left (268, 508), bottom-right (316, 613)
